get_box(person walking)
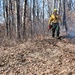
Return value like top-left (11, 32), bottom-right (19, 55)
top-left (48, 9), bottom-right (61, 39)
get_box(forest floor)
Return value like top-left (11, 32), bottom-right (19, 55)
top-left (0, 35), bottom-right (75, 75)
top-left (0, 24), bottom-right (75, 75)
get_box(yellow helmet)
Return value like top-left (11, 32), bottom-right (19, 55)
top-left (53, 9), bottom-right (57, 12)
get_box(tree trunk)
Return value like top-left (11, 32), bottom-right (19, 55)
top-left (3, 0), bottom-right (5, 18)
top-left (63, 0), bottom-right (68, 32)
top-left (30, 0), bottom-right (32, 37)
top-left (16, 0), bottom-right (21, 39)
top-left (58, 0), bottom-right (61, 14)
top-left (5, 0), bottom-right (9, 36)
top-left (33, 0), bottom-right (36, 36)
top-left (47, 0), bottom-right (52, 17)
top-left (23, 0), bottom-right (27, 39)
top-left (9, 0), bottom-right (12, 38)
top-left (43, 0), bottom-right (45, 35)
top-left (53, 0), bottom-right (55, 11)
top-left (68, 0), bottom-right (72, 10)
top-left (36, 0), bottom-right (39, 20)
top-left (14, 0), bottom-right (18, 38)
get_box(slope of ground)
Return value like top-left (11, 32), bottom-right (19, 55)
top-left (0, 37), bottom-right (75, 75)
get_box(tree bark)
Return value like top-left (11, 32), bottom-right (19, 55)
top-left (5, 0), bottom-right (9, 36)
top-left (68, 0), bottom-right (72, 10)
top-left (9, 0), bottom-right (12, 38)
top-left (23, 0), bottom-right (27, 39)
top-left (43, 0), bottom-right (45, 35)
top-left (16, 0), bottom-right (21, 39)
top-left (30, 0), bottom-right (32, 37)
top-left (14, 0), bottom-right (18, 38)
top-left (33, 0), bottom-right (36, 36)
top-left (63, 0), bottom-right (68, 32)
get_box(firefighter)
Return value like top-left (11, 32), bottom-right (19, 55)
top-left (48, 9), bottom-right (61, 39)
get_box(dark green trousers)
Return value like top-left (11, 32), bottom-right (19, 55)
top-left (52, 23), bottom-right (60, 37)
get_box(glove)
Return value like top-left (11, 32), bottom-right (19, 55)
top-left (48, 24), bottom-right (52, 31)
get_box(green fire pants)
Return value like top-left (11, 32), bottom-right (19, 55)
top-left (52, 23), bottom-right (60, 37)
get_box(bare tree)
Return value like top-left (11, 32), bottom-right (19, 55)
top-left (30, 0), bottom-right (32, 37)
top-left (63, 0), bottom-right (68, 32)
top-left (47, 0), bottom-right (52, 17)
top-left (43, 0), bottom-right (45, 35)
top-left (67, 0), bottom-right (72, 10)
top-left (16, 0), bottom-right (21, 39)
top-left (9, 0), bottom-right (12, 38)
top-left (33, 0), bottom-right (36, 36)
top-left (5, 0), bottom-right (9, 36)
top-left (23, 0), bottom-right (27, 38)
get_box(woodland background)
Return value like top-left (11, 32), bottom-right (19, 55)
top-left (0, 0), bottom-right (75, 40)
